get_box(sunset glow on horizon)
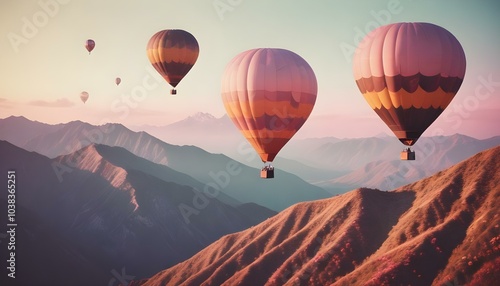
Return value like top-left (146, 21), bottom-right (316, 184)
top-left (1, 0), bottom-right (499, 139)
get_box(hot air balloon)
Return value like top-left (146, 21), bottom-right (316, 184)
top-left (146, 29), bottom-right (199, 95)
top-left (221, 48), bottom-right (317, 178)
top-left (352, 22), bottom-right (466, 160)
top-left (80, 91), bottom-right (89, 104)
top-left (85, 39), bottom-right (95, 54)
top-left (115, 77), bottom-right (121, 86)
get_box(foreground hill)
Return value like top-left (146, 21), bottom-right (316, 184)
top-left (0, 141), bottom-right (275, 284)
top-left (143, 146), bottom-right (500, 286)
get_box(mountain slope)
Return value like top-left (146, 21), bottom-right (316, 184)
top-left (0, 198), bottom-right (110, 286)
top-left (336, 146), bottom-right (500, 285)
top-left (143, 146), bottom-right (500, 286)
top-left (0, 141), bottom-right (276, 283)
top-left (73, 144), bottom-right (241, 206)
top-left (0, 140), bottom-right (120, 285)
top-left (53, 144), bottom-right (274, 270)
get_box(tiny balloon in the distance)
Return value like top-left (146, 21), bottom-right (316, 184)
top-left (80, 91), bottom-right (89, 103)
top-left (85, 39), bottom-right (95, 55)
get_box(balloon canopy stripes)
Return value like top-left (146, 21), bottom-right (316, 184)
top-left (221, 48), bottom-right (317, 163)
top-left (353, 22), bottom-right (466, 147)
top-left (146, 29), bottom-right (199, 91)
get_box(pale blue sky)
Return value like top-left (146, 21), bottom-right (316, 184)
top-left (1, 0), bottom-right (499, 138)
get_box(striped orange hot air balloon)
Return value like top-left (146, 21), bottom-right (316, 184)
top-left (146, 29), bottom-right (199, 95)
top-left (353, 22), bottom-right (466, 160)
top-left (222, 48), bottom-right (317, 178)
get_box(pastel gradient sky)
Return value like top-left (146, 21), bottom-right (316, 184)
top-left (1, 0), bottom-right (499, 139)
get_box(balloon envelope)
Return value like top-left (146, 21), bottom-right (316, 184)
top-left (85, 39), bottom-right (95, 54)
top-left (80, 91), bottom-right (89, 103)
top-left (353, 22), bottom-right (466, 146)
top-left (221, 48), bottom-right (317, 162)
top-left (146, 29), bottom-right (199, 92)
top-left (115, 77), bottom-right (121, 85)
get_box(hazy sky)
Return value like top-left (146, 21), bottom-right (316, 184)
top-left (1, 0), bottom-right (499, 138)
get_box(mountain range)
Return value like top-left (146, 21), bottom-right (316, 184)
top-left (142, 145), bottom-right (500, 286)
top-left (310, 134), bottom-right (500, 192)
top-left (129, 112), bottom-right (500, 193)
top-left (2, 114), bottom-right (500, 200)
top-left (0, 140), bottom-right (275, 285)
top-left (0, 114), bottom-right (498, 285)
top-left (0, 116), bottom-right (332, 211)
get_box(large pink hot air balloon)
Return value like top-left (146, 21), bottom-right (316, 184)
top-left (221, 48), bottom-right (317, 178)
top-left (353, 22), bottom-right (466, 160)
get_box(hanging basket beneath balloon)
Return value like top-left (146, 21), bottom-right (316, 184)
top-left (260, 166), bottom-right (274, 179)
top-left (400, 148), bottom-right (416, 160)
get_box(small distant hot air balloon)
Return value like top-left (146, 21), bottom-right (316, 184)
top-left (115, 77), bottom-right (121, 86)
top-left (146, 29), bottom-right (199, 95)
top-left (80, 91), bottom-right (89, 104)
top-left (353, 22), bottom-right (466, 160)
top-left (85, 39), bottom-right (95, 54)
top-left (221, 48), bottom-right (317, 178)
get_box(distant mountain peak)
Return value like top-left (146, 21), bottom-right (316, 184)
top-left (374, 132), bottom-right (391, 138)
top-left (187, 112), bottom-right (216, 122)
top-left (164, 112), bottom-right (220, 129)
top-left (5, 115), bottom-right (28, 120)
top-left (3, 115), bottom-right (45, 125)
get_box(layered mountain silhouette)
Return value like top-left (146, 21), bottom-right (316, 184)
top-left (0, 140), bottom-right (276, 284)
top-left (142, 146), bottom-right (500, 286)
top-left (3, 115), bottom-right (499, 198)
top-left (310, 134), bottom-right (500, 192)
top-left (1, 115), bottom-right (498, 285)
top-left (0, 116), bottom-right (332, 211)
top-left (0, 115), bottom-right (65, 147)
top-left (126, 113), bottom-right (500, 192)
